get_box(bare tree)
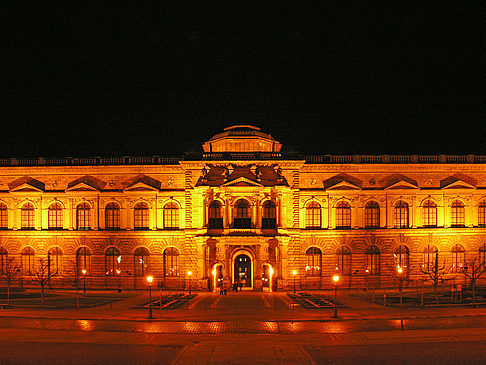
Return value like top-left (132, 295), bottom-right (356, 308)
top-left (460, 258), bottom-right (486, 305)
top-left (420, 251), bottom-right (450, 304)
top-left (30, 258), bottom-right (58, 304)
top-left (2, 256), bottom-right (21, 304)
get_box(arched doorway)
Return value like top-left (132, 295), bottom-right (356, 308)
top-left (233, 253), bottom-right (252, 289)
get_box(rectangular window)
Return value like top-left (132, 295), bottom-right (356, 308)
top-left (0, 206), bottom-right (7, 229)
top-left (21, 209), bottom-right (35, 230)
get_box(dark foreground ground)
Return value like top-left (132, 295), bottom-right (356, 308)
top-left (1, 290), bottom-right (486, 364)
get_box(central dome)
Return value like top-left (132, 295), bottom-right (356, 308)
top-left (203, 125), bottom-right (282, 153)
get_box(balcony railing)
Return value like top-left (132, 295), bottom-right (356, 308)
top-left (1, 154), bottom-right (486, 167)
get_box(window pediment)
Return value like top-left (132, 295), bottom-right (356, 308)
top-left (323, 174), bottom-right (362, 191)
top-left (9, 177), bottom-right (45, 192)
top-left (440, 177), bottom-right (476, 190)
top-left (325, 181), bottom-right (362, 191)
top-left (385, 181), bottom-right (419, 190)
top-left (123, 182), bottom-right (160, 192)
top-left (122, 175), bottom-right (161, 192)
top-left (384, 174), bottom-right (418, 190)
top-left (67, 176), bottom-right (106, 191)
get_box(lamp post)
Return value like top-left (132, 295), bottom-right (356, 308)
top-left (82, 269), bottom-right (87, 294)
top-left (146, 275), bottom-right (153, 319)
top-left (188, 271), bottom-right (192, 295)
top-left (397, 266), bottom-right (404, 330)
top-left (292, 270), bottom-right (297, 294)
top-left (333, 274), bottom-right (340, 318)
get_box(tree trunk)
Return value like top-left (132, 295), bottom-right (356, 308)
top-left (41, 285), bottom-right (45, 304)
top-left (7, 283), bottom-right (10, 305)
top-left (472, 280), bottom-right (476, 306)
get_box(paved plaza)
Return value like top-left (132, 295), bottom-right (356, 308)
top-left (1, 290), bottom-right (486, 364)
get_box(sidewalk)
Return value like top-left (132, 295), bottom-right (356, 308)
top-left (1, 290), bottom-right (486, 323)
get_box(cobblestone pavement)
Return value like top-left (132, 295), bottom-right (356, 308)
top-left (1, 312), bottom-right (486, 334)
top-left (2, 292), bottom-right (486, 364)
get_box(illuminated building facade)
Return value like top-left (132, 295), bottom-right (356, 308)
top-left (1, 125), bottom-right (486, 291)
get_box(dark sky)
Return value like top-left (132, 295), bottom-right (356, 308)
top-left (3, 3), bottom-right (486, 158)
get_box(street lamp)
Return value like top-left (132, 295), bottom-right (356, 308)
top-left (397, 266), bottom-right (404, 330)
top-left (82, 269), bottom-right (87, 294)
top-left (333, 274), bottom-right (340, 318)
top-left (146, 275), bottom-right (153, 319)
top-left (292, 270), bottom-right (297, 294)
top-left (188, 271), bottom-right (192, 295)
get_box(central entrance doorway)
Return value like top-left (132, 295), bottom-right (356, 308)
top-left (234, 254), bottom-right (252, 289)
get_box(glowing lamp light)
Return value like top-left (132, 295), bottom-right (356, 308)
top-left (397, 266), bottom-right (403, 275)
top-left (269, 267), bottom-right (274, 276)
top-left (82, 269), bottom-right (87, 275)
top-left (292, 270), bottom-right (297, 276)
top-left (188, 271), bottom-right (192, 276)
top-left (146, 275), bottom-right (153, 284)
top-left (333, 274), bottom-right (340, 284)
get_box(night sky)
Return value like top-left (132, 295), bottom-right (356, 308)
top-left (3, 3), bottom-right (486, 158)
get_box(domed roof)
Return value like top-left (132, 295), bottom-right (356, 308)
top-left (203, 125), bottom-right (282, 153)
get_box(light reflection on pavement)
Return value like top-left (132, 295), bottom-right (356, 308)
top-left (1, 316), bottom-right (486, 335)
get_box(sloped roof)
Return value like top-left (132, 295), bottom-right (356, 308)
top-left (122, 175), bottom-right (161, 191)
top-left (67, 176), bottom-right (107, 191)
top-left (323, 174), bottom-right (362, 190)
top-left (8, 176), bottom-right (45, 192)
top-left (440, 174), bottom-right (476, 189)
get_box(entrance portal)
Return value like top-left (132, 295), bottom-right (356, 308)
top-left (234, 254), bottom-right (252, 288)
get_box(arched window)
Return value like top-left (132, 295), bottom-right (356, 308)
top-left (479, 243), bottom-right (486, 266)
top-left (451, 200), bottom-right (465, 228)
top-left (394, 200), bottom-right (409, 228)
top-left (422, 245), bottom-right (438, 271)
top-left (105, 247), bottom-right (121, 276)
top-left (0, 203), bottom-right (8, 229)
top-left (305, 201), bottom-right (321, 229)
top-left (451, 244), bottom-right (465, 272)
top-left (479, 200), bottom-right (486, 228)
top-left (208, 201), bottom-right (223, 229)
top-left (234, 199), bottom-right (251, 229)
top-left (21, 203), bottom-right (35, 230)
top-left (422, 200), bottom-right (437, 228)
top-left (76, 203), bottom-right (91, 230)
top-left (134, 247), bottom-right (150, 277)
top-left (365, 245), bottom-right (380, 275)
top-left (0, 246), bottom-right (7, 274)
top-left (305, 247), bottom-right (322, 277)
top-left (335, 246), bottom-right (351, 276)
top-left (105, 202), bottom-right (120, 230)
top-left (336, 201), bottom-right (351, 229)
top-left (47, 247), bottom-right (63, 274)
top-left (76, 247), bottom-right (92, 276)
top-left (163, 202), bottom-right (179, 230)
top-left (134, 202), bottom-right (149, 230)
top-left (394, 245), bottom-right (410, 274)
top-left (21, 246), bottom-right (35, 275)
top-left (48, 202), bottom-right (63, 230)
top-left (365, 201), bottom-right (380, 229)
top-left (262, 201), bottom-right (277, 229)
top-left (163, 247), bottom-right (179, 277)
